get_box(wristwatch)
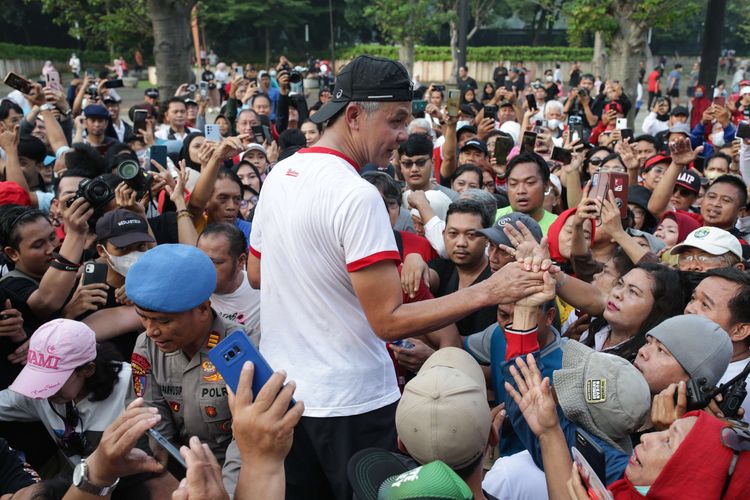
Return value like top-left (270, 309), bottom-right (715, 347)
top-left (72, 460), bottom-right (119, 496)
top-left (40, 103), bottom-right (55, 112)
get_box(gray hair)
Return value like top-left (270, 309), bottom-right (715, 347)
top-left (408, 118), bottom-right (435, 139)
top-left (543, 100), bottom-right (564, 117)
top-left (459, 189), bottom-right (497, 227)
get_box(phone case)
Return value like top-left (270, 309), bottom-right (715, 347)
top-left (205, 124), bottom-right (221, 142)
top-left (572, 447), bottom-right (613, 500)
top-left (494, 137), bottom-right (513, 164)
top-left (208, 330), bottom-right (294, 405)
top-left (82, 262), bottom-right (108, 286)
top-left (446, 90), bottom-right (460, 118)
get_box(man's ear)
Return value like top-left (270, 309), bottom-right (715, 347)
top-left (3, 247), bottom-right (19, 265)
top-left (238, 252), bottom-right (248, 271)
top-left (96, 243), bottom-right (106, 259)
top-left (344, 103), bottom-right (363, 131)
top-left (730, 323), bottom-right (750, 344)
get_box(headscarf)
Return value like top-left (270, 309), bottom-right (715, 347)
top-left (607, 411), bottom-right (750, 499)
top-left (660, 211), bottom-right (702, 245)
top-left (547, 208), bottom-right (596, 264)
top-left (179, 132), bottom-right (205, 172)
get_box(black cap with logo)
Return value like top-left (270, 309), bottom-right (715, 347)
top-left (311, 55), bottom-right (414, 124)
top-left (95, 209), bottom-right (155, 247)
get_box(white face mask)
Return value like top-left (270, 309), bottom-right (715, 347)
top-left (545, 75), bottom-right (553, 82)
top-left (711, 133), bottom-right (725, 148)
top-left (547, 119), bottom-right (561, 130)
top-left (456, 120), bottom-right (471, 131)
top-left (104, 249), bottom-right (145, 277)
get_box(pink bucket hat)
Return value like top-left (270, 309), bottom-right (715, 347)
top-left (9, 319), bottom-right (97, 399)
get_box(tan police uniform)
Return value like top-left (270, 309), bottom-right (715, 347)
top-left (129, 313), bottom-right (245, 464)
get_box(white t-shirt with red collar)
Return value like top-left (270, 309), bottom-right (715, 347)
top-left (249, 146), bottom-right (401, 417)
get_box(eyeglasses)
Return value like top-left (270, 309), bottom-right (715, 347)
top-left (400, 158), bottom-right (430, 168)
top-left (720, 425), bottom-right (750, 497)
top-left (677, 253), bottom-right (729, 265)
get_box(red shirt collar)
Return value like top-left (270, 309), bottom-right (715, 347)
top-left (298, 147), bottom-right (360, 171)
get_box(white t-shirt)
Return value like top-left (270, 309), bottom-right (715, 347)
top-left (483, 450), bottom-right (549, 500)
top-left (250, 147), bottom-right (401, 417)
top-left (211, 271), bottom-right (261, 345)
top-left (718, 357), bottom-right (750, 423)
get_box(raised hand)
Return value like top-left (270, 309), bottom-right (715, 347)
top-left (504, 354), bottom-right (560, 437)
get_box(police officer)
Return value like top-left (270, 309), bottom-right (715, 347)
top-left (124, 244), bottom-right (244, 478)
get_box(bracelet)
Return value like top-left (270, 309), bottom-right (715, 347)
top-left (49, 260), bottom-right (80, 272)
top-left (177, 211), bottom-right (193, 221)
top-left (176, 209), bottom-right (193, 219)
top-left (53, 252), bottom-right (80, 267)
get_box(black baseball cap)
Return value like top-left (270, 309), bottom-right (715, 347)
top-left (460, 138), bottom-right (489, 157)
top-left (145, 88), bottom-right (159, 98)
top-left (310, 55), bottom-right (414, 124)
top-left (96, 209), bottom-right (155, 247)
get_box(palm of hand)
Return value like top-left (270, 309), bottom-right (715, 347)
top-left (518, 383), bottom-right (558, 436)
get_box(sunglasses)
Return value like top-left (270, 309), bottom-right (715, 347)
top-left (401, 158), bottom-right (430, 168)
top-left (673, 187), bottom-right (696, 197)
top-left (588, 157), bottom-right (604, 166)
top-left (721, 425), bottom-right (750, 497)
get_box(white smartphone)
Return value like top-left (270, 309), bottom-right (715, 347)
top-left (616, 118), bottom-right (628, 130)
top-left (205, 124), bottom-right (221, 142)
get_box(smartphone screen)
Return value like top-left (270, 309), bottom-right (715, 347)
top-left (494, 136), bottom-right (513, 165)
top-left (104, 79), bottom-right (124, 89)
top-left (551, 146), bottom-right (572, 164)
top-left (713, 96), bottom-right (726, 107)
top-left (521, 131), bottom-right (537, 153)
top-left (207, 331), bottom-right (295, 406)
top-left (147, 428), bottom-right (186, 479)
top-left (133, 110), bottom-right (148, 133)
top-left (3, 72), bottom-right (34, 95)
top-left (736, 122), bottom-right (750, 139)
top-left (446, 90), bottom-right (460, 118)
top-left (483, 105), bottom-right (498, 121)
top-left (525, 93), bottom-right (537, 111)
top-left (149, 145), bottom-right (168, 169)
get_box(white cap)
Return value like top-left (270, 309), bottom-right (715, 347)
top-left (740, 86), bottom-right (750, 97)
top-left (404, 189), bottom-right (453, 222)
top-left (499, 121), bottom-right (520, 145)
top-left (548, 173), bottom-right (562, 195)
top-left (241, 143), bottom-right (267, 160)
top-left (671, 226), bottom-right (742, 259)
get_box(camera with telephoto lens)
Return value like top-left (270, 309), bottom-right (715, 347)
top-left (289, 71), bottom-right (302, 84)
top-left (578, 88), bottom-right (589, 98)
top-left (66, 176), bottom-right (114, 211)
top-left (117, 159), bottom-right (153, 199)
top-left (87, 84), bottom-right (98, 97)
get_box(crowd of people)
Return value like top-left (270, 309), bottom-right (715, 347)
top-left (0, 49), bottom-right (748, 500)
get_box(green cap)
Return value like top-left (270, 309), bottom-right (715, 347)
top-left (377, 461), bottom-right (473, 500)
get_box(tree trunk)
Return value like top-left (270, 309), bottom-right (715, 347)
top-left (265, 27), bottom-right (271, 70)
top-left (399, 37), bottom-right (415, 78)
top-left (147, 0), bottom-right (196, 99)
top-left (593, 31), bottom-right (606, 78)
top-left (698, 0), bottom-right (727, 88)
top-left (608, 4), bottom-right (647, 125)
top-left (449, 19), bottom-right (459, 83)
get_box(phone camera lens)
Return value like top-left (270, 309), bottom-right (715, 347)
top-left (228, 350), bottom-right (235, 358)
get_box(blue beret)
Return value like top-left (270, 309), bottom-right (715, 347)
top-left (125, 244), bottom-right (216, 313)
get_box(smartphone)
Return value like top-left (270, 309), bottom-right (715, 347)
top-left (494, 136), bottom-right (514, 165)
top-left (391, 340), bottom-right (415, 349)
top-left (525, 93), bottom-right (537, 111)
top-left (737, 122), bottom-right (750, 140)
top-left (235, 67), bottom-right (244, 78)
top-left (133, 109), bottom-right (148, 133)
top-left (46, 70), bottom-right (61, 91)
top-left (147, 428), bottom-right (186, 479)
top-left (620, 128), bottom-right (634, 142)
top-left (149, 145), bottom-right (168, 169)
top-left (204, 124), bottom-right (221, 142)
top-left (572, 444), bottom-right (612, 500)
top-left (483, 105), bottom-right (499, 121)
top-left (521, 131), bottom-right (537, 153)
top-left (251, 125), bottom-right (265, 144)
top-left (591, 172), bottom-right (629, 218)
top-left (504, 81), bottom-right (514, 91)
top-left (615, 118), bottom-right (628, 130)
top-left (261, 125), bottom-right (273, 144)
top-left (446, 90), bottom-right (460, 118)
top-left (411, 99), bottom-right (427, 115)
top-left (199, 81), bottom-right (209, 99)
top-left (713, 96), bottom-right (726, 107)
top-left (3, 72), bottom-right (34, 95)
top-left (693, 156), bottom-right (706, 172)
top-left (103, 79), bottom-right (124, 89)
top-left (551, 146), bottom-right (573, 165)
top-left (82, 262), bottom-right (108, 286)
top-left (208, 330), bottom-right (295, 405)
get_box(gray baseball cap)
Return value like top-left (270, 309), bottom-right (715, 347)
top-left (647, 315), bottom-right (732, 388)
top-left (553, 341), bottom-right (651, 453)
top-left (478, 212), bottom-right (543, 247)
top-left (626, 227), bottom-right (666, 254)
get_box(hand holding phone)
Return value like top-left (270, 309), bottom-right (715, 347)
top-left (446, 90), bottom-right (461, 118)
top-left (521, 131), bottom-right (537, 153)
top-left (525, 93), bottom-right (537, 111)
top-left (82, 262), bottom-right (108, 286)
top-left (4, 72), bottom-right (34, 95)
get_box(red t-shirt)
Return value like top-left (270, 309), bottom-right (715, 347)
top-left (648, 70), bottom-right (660, 92)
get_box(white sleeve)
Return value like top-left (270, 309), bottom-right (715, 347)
top-left (642, 112), bottom-right (657, 135)
top-left (248, 191), bottom-right (263, 258)
top-left (0, 389), bottom-right (38, 422)
top-left (424, 216), bottom-right (447, 259)
top-left (335, 184), bottom-right (400, 272)
top-left (739, 140), bottom-right (750, 186)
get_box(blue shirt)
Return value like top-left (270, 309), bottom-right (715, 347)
top-left (235, 218), bottom-right (252, 245)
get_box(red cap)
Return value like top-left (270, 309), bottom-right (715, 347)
top-left (0, 182), bottom-right (31, 207)
top-left (643, 154), bottom-right (671, 172)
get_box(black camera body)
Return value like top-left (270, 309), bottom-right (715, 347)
top-left (680, 361), bottom-right (750, 418)
top-left (117, 160), bottom-right (153, 199)
top-left (289, 71), bottom-right (302, 84)
top-left (66, 176), bottom-right (114, 212)
top-left (578, 88), bottom-right (589, 98)
top-left (682, 377), bottom-right (713, 412)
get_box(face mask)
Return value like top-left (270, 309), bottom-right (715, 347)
top-left (104, 249), bottom-right (145, 277)
top-left (695, 92), bottom-right (704, 98)
top-left (737, 216), bottom-right (750, 234)
top-left (705, 169), bottom-right (722, 181)
top-left (634, 485), bottom-right (650, 496)
top-left (711, 133), bottom-right (725, 147)
top-left (547, 119), bottom-right (561, 130)
top-left (456, 120), bottom-right (470, 131)
top-left (546, 75), bottom-right (553, 82)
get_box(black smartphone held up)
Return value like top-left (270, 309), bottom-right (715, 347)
top-left (149, 145), bottom-right (168, 169)
top-left (3, 72), bottom-right (34, 95)
top-left (147, 428), bottom-right (186, 479)
top-left (103, 79), bottom-right (124, 89)
top-left (133, 109), bottom-right (148, 134)
top-left (483, 104), bottom-right (499, 121)
top-left (251, 125), bottom-right (265, 144)
top-left (620, 128), bottom-right (634, 143)
top-left (693, 156), bottom-right (706, 172)
top-left (573, 429), bottom-right (607, 488)
top-left (737, 122), bottom-right (750, 140)
top-left (81, 262), bottom-right (108, 286)
top-left (261, 125), bottom-right (273, 144)
top-left (525, 93), bottom-right (537, 111)
top-left (521, 131), bottom-right (537, 153)
top-left (551, 146), bottom-right (573, 165)
top-left (494, 135), bottom-right (514, 165)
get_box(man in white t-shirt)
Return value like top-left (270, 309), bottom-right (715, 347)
top-left (247, 55), bottom-right (544, 500)
top-left (684, 268), bottom-right (750, 421)
top-left (197, 223), bottom-right (260, 344)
